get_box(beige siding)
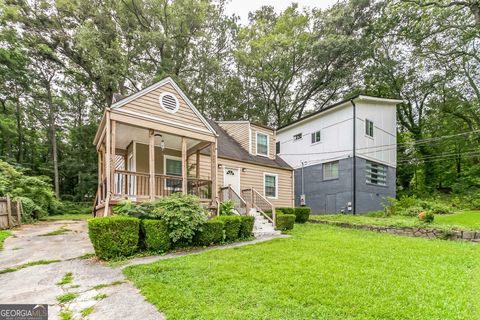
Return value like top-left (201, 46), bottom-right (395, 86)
top-left (134, 143), bottom-right (181, 174)
top-left (251, 124), bottom-right (276, 160)
top-left (196, 154), bottom-right (293, 208)
top-left (119, 82), bottom-right (210, 132)
top-left (217, 122), bottom-right (250, 152)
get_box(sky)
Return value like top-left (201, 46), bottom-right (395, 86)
top-left (225, 0), bottom-right (339, 24)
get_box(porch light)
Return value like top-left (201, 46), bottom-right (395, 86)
top-left (242, 168), bottom-right (247, 172)
top-left (154, 133), bottom-right (165, 151)
top-left (218, 164), bottom-right (223, 169)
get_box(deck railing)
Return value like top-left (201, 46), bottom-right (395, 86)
top-left (110, 170), bottom-right (212, 201)
top-left (242, 187), bottom-right (275, 225)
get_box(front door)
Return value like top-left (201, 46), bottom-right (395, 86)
top-left (224, 167), bottom-right (240, 194)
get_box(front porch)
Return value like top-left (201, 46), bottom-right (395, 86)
top-left (94, 109), bottom-right (218, 216)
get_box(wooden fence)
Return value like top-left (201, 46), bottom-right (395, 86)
top-left (0, 196), bottom-right (22, 229)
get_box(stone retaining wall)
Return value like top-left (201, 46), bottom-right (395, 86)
top-left (309, 219), bottom-right (480, 243)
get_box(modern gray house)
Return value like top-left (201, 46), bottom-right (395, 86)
top-left (276, 95), bottom-right (402, 214)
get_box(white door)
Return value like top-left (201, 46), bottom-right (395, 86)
top-left (224, 167), bottom-right (240, 194)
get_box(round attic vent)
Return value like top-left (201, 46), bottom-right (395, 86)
top-left (159, 92), bottom-right (179, 113)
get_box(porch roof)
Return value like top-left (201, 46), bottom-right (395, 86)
top-left (202, 119), bottom-right (292, 170)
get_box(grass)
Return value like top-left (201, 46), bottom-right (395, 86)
top-left (0, 230), bottom-right (11, 250)
top-left (56, 272), bottom-right (73, 285)
top-left (40, 213), bottom-right (92, 221)
top-left (124, 223), bottom-right (480, 320)
top-left (78, 253), bottom-right (95, 260)
top-left (94, 293), bottom-right (108, 301)
top-left (310, 210), bottom-right (480, 231)
top-left (93, 280), bottom-right (125, 290)
top-left (39, 227), bottom-right (71, 236)
top-left (59, 309), bottom-right (73, 320)
top-left (0, 259), bottom-right (61, 274)
top-left (56, 293), bottom-right (77, 303)
top-left (81, 307), bottom-right (94, 317)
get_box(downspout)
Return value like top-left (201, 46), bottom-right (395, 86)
top-left (350, 99), bottom-right (356, 215)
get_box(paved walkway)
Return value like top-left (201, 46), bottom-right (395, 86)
top-left (0, 220), bottom-right (285, 319)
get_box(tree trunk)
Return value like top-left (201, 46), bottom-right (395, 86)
top-left (46, 83), bottom-right (60, 199)
top-left (15, 95), bottom-right (24, 164)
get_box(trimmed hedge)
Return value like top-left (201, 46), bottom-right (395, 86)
top-left (277, 207), bottom-right (295, 216)
top-left (294, 207), bottom-right (311, 223)
top-left (194, 219), bottom-right (225, 246)
top-left (141, 219), bottom-right (170, 253)
top-left (275, 214), bottom-right (295, 231)
top-left (88, 217), bottom-right (139, 259)
top-left (215, 215), bottom-right (241, 241)
top-left (239, 216), bottom-right (255, 239)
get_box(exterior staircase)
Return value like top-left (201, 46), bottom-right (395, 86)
top-left (250, 208), bottom-right (280, 237)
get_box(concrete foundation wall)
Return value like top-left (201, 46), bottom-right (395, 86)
top-left (294, 157), bottom-right (395, 214)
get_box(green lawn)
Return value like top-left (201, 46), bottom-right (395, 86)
top-left (40, 213), bottom-right (92, 221)
top-left (0, 230), bottom-right (11, 250)
top-left (124, 224), bottom-right (480, 320)
top-left (311, 210), bottom-right (480, 231)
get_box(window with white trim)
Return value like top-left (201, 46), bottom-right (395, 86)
top-left (276, 141), bottom-right (280, 154)
top-left (293, 133), bottom-right (302, 141)
top-left (366, 161), bottom-right (387, 186)
top-left (311, 130), bottom-right (321, 144)
top-left (323, 161), bottom-right (339, 180)
top-left (256, 132), bottom-right (269, 156)
top-left (264, 174), bottom-right (277, 198)
top-left (365, 119), bottom-right (374, 137)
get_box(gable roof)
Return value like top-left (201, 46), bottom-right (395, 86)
top-left (202, 119), bottom-right (292, 170)
top-left (277, 94), bottom-right (403, 132)
top-left (111, 77), bottom-right (217, 136)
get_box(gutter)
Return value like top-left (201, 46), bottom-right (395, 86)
top-left (350, 99), bottom-right (356, 215)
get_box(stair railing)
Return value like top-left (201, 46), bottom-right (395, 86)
top-left (219, 185), bottom-right (249, 216)
top-left (241, 188), bottom-right (275, 226)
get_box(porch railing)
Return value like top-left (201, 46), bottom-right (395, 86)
top-left (242, 187), bottom-right (275, 225)
top-left (111, 170), bottom-right (212, 201)
top-left (219, 186), bottom-right (248, 215)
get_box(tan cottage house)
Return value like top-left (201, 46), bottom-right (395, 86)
top-left (93, 77), bottom-right (293, 230)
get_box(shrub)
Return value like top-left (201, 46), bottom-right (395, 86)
top-left (275, 214), bottom-right (295, 231)
top-left (151, 194), bottom-right (208, 243)
top-left (0, 160), bottom-right (59, 219)
top-left (215, 215), bottom-right (241, 241)
top-left (418, 211), bottom-right (434, 223)
top-left (113, 199), bottom-right (142, 217)
top-left (238, 216), bottom-right (255, 239)
top-left (88, 216), bottom-right (139, 259)
top-left (399, 206), bottom-right (425, 217)
top-left (423, 202), bottom-right (454, 215)
top-left (294, 207), bottom-right (310, 223)
top-left (16, 196), bottom-right (43, 223)
top-left (141, 219), bottom-right (170, 252)
top-left (277, 207), bottom-right (294, 215)
top-left (194, 219), bottom-right (224, 246)
top-left (219, 200), bottom-right (235, 215)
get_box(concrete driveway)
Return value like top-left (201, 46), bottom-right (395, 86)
top-left (0, 220), bottom-right (163, 320)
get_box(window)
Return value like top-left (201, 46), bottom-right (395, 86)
top-left (256, 132), bottom-right (269, 156)
top-left (365, 119), bottom-right (374, 137)
top-left (323, 161), bottom-right (339, 180)
top-left (276, 141), bottom-right (280, 154)
top-left (165, 157), bottom-right (182, 189)
top-left (293, 133), bottom-right (302, 141)
top-left (264, 174), bottom-right (278, 198)
top-left (311, 130), bottom-right (321, 144)
top-left (366, 161), bottom-right (387, 186)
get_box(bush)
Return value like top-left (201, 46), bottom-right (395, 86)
top-left (151, 194), bottom-right (208, 243)
top-left (423, 202), bottom-right (454, 215)
top-left (215, 215), bottom-right (241, 241)
top-left (113, 199), bottom-right (142, 217)
top-left (238, 216), bottom-right (255, 239)
top-left (0, 160), bottom-right (59, 219)
top-left (418, 211), bottom-right (434, 223)
top-left (16, 196), bottom-right (43, 222)
top-left (275, 214), bottom-right (295, 231)
top-left (277, 207), bottom-right (294, 215)
top-left (219, 200), bottom-right (235, 215)
top-left (194, 219), bottom-right (224, 246)
top-left (141, 219), bottom-right (170, 252)
top-left (294, 207), bottom-right (310, 223)
top-left (57, 201), bottom-right (91, 215)
top-left (88, 216), bottom-right (139, 260)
